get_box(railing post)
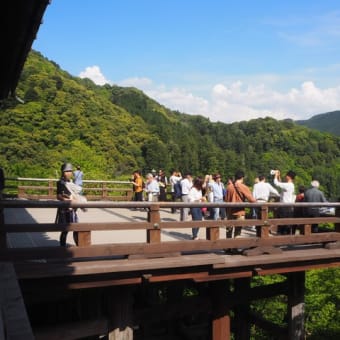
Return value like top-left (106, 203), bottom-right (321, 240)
top-left (126, 189), bottom-right (133, 201)
top-left (102, 182), bottom-right (107, 200)
top-left (257, 205), bottom-right (270, 238)
top-left (207, 225), bottom-right (220, 241)
top-left (48, 180), bottom-right (54, 199)
top-left (335, 207), bottom-right (340, 233)
top-left (18, 186), bottom-right (25, 198)
top-left (77, 231), bottom-right (91, 247)
top-left (147, 205), bottom-right (161, 243)
top-left (301, 224), bottom-right (312, 235)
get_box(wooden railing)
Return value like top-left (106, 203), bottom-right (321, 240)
top-left (3, 177), bottom-right (134, 201)
top-left (0, 200), bottom-right (339, 265)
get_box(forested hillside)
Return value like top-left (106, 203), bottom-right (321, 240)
top-left (0, 51), bottom-right (340, 199)
top-left (296, 111), bottom-right (340, 136)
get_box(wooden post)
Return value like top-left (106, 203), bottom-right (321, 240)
top-left (301, 224), bottom-right (311, 235)
top-left (147, 205), bottom-right (161, 243)
top-left (287, 271), bottom-right (305, 340)
top-left (107, 286), bottom-right (134, 340)
top-left (77, 231), bottom-right (91, 247)
top-left (206, 226), bottom-right (220, 241)
top-left (257, 205), bottom-right (270, 238)
top-left (233, 278), bottom-right (251, 340)
top-left (211, 280), bottom-right (231, 340)
top-left (102, 182), bottom-right (107, 200)
top-left (48, 180), bottom-right (54, 199)
top-left (335, 207), bottom-right (340, 233)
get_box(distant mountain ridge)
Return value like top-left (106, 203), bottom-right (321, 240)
top-left (296, 111), bottom-right (340, 136)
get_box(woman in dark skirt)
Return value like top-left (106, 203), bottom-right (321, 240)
top-left (56, 163), bottom-right (78, 246)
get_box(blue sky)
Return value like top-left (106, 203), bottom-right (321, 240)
top-left (33, 0), bottom-right (340, 122)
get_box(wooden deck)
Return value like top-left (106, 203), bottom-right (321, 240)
top-left (0, 200), bottom-right (339, 339)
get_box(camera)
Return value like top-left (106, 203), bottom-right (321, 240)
top-left (270, 170), bottom-right (277, 175)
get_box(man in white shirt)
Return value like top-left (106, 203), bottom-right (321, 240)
top-left (145, 173), bottom-right (160, 202)
top-left (180, 173), bottom-right (193, 221)
top-left (273, 170), bottom-right (296, 235)
top-left (253, 175), bottom-right (280, 202)
top-left (252, 175), bottom-right (280, 219)
top-left (208, 174), bottom-right (225, 220)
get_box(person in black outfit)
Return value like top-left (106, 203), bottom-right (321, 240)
top-left (56, 163), bottom-right (79, 246)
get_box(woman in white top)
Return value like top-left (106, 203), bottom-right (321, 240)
top-left (188, 177), bottom-right (206, 240)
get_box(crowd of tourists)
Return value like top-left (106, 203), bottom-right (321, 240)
top-left (130, 167), bottom-right (330, 240)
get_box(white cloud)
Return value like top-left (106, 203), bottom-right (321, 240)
top-left (207, 81), bottom-right (340, 122)
top-left (118, 77), bottom-right (153, 88)
top-left (80, 67), bottom-right (340, 123)
top-left (79, 65), bottom-right (110, 85)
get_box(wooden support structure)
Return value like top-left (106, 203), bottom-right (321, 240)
top-left (0, 199), bottom-right (339, 339)
top-left (107, 286), bottom-right (134, 340)
top-left (0, 263), bottom-right (34, 340)
top-left (234, 278), bottom-right (251, 340)
top-left (287, 271), bottom-right (305, 340)
top-left (147, 204), bottom-right (161, 243)
top-left (211, 280), bottom-right (231, 340)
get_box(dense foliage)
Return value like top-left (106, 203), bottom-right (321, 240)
top-left (251, 269), bottom-right (340, 339)
top-left (297, 111), bottom-right (340, 136)
top-left (0, 50), bottom-right (340, 200)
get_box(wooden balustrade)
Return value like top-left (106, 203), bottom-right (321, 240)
top-left (4, 177), bottom-right (134, 201)
top-left (1, 200), bottom-right (339, 340)
top-left (0, 200), bottom-right (339, 263)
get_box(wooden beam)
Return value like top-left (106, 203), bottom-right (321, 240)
top-left (287, 272), bottom-right (305, 340)
top-left (107, 286), bottom-right (134, 340)
top-left (211, 280), bottom-right (231, 340)
top-left (234, 278), bottom-right (251, 340)
top-left (2, 233), bottom-right (340, 262)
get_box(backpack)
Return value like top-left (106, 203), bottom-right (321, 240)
top-left (174, 180), bottom-right (182, 198)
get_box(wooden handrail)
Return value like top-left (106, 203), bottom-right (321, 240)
top-left (0, 200), bottom-right (339, 262)
top-left (4, 177), bottom-right (134, 201)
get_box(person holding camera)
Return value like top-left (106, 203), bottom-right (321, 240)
top-left (273, 169), bottom-right (296, 235)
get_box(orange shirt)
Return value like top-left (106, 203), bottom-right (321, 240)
top-left (134, 176), bottom-right (143, 193)
top-left (225, 181), bottom-right (255, 217)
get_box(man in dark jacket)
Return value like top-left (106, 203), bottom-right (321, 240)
top-left (304, 180), bottom-right (328, 233)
